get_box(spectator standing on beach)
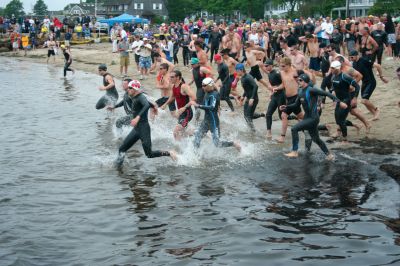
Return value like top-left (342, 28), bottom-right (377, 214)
top-left (83, 24), bottom-right (91, 45)
top-left (138, 38), bottom-right (152, 80)
top-left (118, 37), bottom-right (130, 77)
top-left (321, 17), bottom-right (334, 46)
top-left (131, 35), bottom-right (143, 73)
top-left (75, 24), bottom-right (83, 40)
top-left (110, 24), bottom-right (119, 53)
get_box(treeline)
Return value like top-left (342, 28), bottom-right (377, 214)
top-left (165, 0), bottom-right (399, 21)
top-left (165, 0), bottom-right (347, 21)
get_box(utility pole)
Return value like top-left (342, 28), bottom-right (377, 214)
top-left (95, 0), bottom-right (97, 17)
top-left (345, 0), bottom-right (350, 18)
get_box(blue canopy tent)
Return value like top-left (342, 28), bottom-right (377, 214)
top-left (99, 13), bottom-right (149, 26)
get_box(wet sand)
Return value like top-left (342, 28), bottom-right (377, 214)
top-left (2, 42), bottom-right (400, 146)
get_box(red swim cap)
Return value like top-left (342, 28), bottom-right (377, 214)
top-left (214, 54), bottom-right (222, 61)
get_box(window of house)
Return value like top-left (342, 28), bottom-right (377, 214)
top-left (118, 5), bottom-right (123, 11)
top-left (124, 4), bottom-right (129, 10)
top-left (153, 3), bottom-right (162, 10)
top-left (134, 3), bottom-right (144, 10)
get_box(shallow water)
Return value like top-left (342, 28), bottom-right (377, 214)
top-left (0, 57), bottom-right (399, 265)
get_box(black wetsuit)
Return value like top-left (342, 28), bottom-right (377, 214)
top-left (192, 66), bottom-right (206, 104)
top-left (192, 66), bottom-right (206, 121)
top-left (371, 30), bottom-right (387, 65)
top-left (266, 69), bottom-right (285, 130)
top-left (114, 92), bottom-right (133, 128)
top-left (209, 31), bottom-right (222, 62)
top-left (352, 57), bottom-right (376, 100)
top-left (194, 90), bottom-right (234, 148)
top-left (63, 51), bottom-right (73, 77)
top-left (331, 73), bottom-right (360, 138)
top-left (240, 73), bottom-right (264, 132)
top-left (180, 39), bottom-right (190, 66)
top-left (284, 85), bottom-right (340, 153)
top-left (96, 73), bottom-right (119, 109)
top-left (360, 36), bottom-right (376, 63)
top-left (217, 62), bottom-right (234, 111)
top-left (118, 93), bottom-right (170, 160)
top-left (320, 51), bottom-right (331, 94)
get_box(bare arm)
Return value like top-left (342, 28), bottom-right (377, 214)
top-left (182, 84), bottom-right (197, 102)
top-left (201, 66), bottom-right (214, 79)
top-left (102, 75), bottom-right (115, 90)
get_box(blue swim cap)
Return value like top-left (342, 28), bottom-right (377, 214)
top-left (235, 63), bottom-right (245, 71)
top-left (191, 57), bottom-right (199, 65)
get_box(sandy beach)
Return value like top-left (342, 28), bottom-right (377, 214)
top-left (1, 42), bottom-right (400, 146)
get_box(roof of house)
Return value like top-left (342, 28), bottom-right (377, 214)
top-left (102, 0), bottom-right (132, 5)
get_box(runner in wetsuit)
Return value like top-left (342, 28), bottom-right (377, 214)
top-left (109, 78), bottom-right (158, 128)
top-left (214, 54), bottom-right (234, 111)
top-left (359, 27), bottom-right (378, 63)
top-left (161, 70), bottom-right (197, 140)
top-left (236, 63), bottom-right (265, 132)
top-left (189, 57), bottom-right (213, 121)
top-left (108, 78), bottom-right (133, 128)
top-left (96, 64), bottom-right (119, 110)
top-left (329, 60), bottom-right (360, 142)
top-left (280, 73), bottom-right (347, 159)
top-left (115, 80), bottom-right (176, 166)
top-left (61, 44), bottom-right (74, 77)
top-left (371, 22), bottom-right (388, 65)
top-left (263, 59), bottom-right (285, 140)
top-left (349, 50), bottom-right (388, 121)
top-left (190, 78), bottom-right (241, 150)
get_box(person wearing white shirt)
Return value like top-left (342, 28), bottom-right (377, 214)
top-left (138, 38), bottom-right (152, 79)
top-left (131, 35), bottom-right (144, 73)
top-left (43, 16), bottom-right (50, 29)
top-left (321, 17), bottom-right (333, 46)
top-left (164, 37), bottom-right (174, 62)
top-left (119, 28), bottom-right (127, 40)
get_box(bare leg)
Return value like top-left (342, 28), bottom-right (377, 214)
top-left (350, 107), bottom-right (371, 133)
top-left (361, 99), bottom-right (380, 121)
top-left (277, 112), bottom-right (288, 143)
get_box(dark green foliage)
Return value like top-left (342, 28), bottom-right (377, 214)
top-left (33, 0), bottom-right (48, 16)
top-left (3, 0), bottom-right (25, 18)
top-left (368, 0), bottom-right (400, 16)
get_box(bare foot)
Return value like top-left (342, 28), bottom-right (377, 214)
top-left (266, 132), bottom-right (272, 140)
top-left (330, 129), bottom-right (341, 138)
top-left (365, 123), bottom-right (371, 134)
top-left (353, 123), bottom-right (362, 135)
top-left (284, 151), bottom-right (298, 158)
top-left (233, 141), bottom-right (241, 152)
top-left (326, 153), bottom-right (335, 161)
top-left (370, 108), bottom-right (380, 121)
top-left (169, 150), bottom-right (177, 161)
top-left (340, 140), bottom-right (350, 145)
top-left (275, 135), bottom-right (285, 143)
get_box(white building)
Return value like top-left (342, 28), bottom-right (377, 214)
top-left (264, 0), bottom-right (299, 18)
top-left (332, 0), bottom-right (376, 18)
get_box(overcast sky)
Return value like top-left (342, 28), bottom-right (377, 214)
top-left (0, 0), bottom-right (78, 12)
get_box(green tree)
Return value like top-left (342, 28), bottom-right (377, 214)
top-left (0, 7), bottom-right (5, 16)
top-left (297, 0), bottom-right (345, 18)
top-left (368, 0), bottom-right (400, 16)
top-left (33, 0), bottom-right (48, 16)
top-left (4, 0), bottom-right (25, 18)
top-left (232, 0), bottom-right (265, 19)
top-left (165, 0), bottom-right (198, 21)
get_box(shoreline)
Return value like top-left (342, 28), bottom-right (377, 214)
top-left (1, 43), bottom-right (400, 147)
